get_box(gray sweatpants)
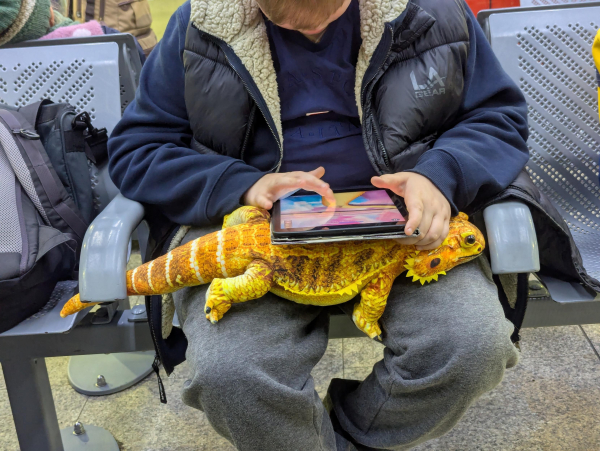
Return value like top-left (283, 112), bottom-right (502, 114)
top-left (173, 226), bottom-right (519, 451)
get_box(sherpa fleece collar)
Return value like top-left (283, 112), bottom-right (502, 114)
top-left (189, 0), bottom-right (408, 143)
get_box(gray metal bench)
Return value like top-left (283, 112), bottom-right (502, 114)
top-left (479, 2), bottom-right (600, 326)
top-left (0, 203), bottom-right (154, 450)
top-left (3, 33), bottom-right (158, 398)
top-left (0, 34), bottom-right (153, 450)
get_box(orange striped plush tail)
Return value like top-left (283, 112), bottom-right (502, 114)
top-left (60, 231), bottom-right (223, 318)
top-left (59, 295), bottom-right (101, 317)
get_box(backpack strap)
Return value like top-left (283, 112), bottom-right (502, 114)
top-left (0, 109), bottom-right (89, 240)
top-left (18, 99), bottom-right (53, 128)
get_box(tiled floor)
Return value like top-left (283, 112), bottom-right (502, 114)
top-left (2, 324), bottom-right (600, 450)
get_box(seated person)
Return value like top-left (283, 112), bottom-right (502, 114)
top-left (0, 0), bottom-right (145, 62)
top-left (108, 0), bottom-right (529, 449)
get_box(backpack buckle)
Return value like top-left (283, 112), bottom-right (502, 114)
top-left (16, 129), bottom-right (40, 140)
top-left (72, 112), bottom-right (94, 132)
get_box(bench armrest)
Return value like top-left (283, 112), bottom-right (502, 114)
top-left (483, 201), bottom-right (540, 274)
top-left (79, 194), bottom-right (145, 302)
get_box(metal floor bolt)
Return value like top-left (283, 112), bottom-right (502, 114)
top-left (132, 304), bottom-right (146, 315)
top-left (96, 375), bottom-right (107, 387)
top-left (73, 422), bottom-right (86, 436)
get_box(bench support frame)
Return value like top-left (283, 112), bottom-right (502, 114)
top-left (3, 357), bottom-right (63, 450)
top-left (0, 311), bottom-right (155, 451)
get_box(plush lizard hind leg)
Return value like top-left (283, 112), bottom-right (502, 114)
top-left (352, 266), bottom-right (402, 341)
top-left (205, 259), bottom-right (273, 324)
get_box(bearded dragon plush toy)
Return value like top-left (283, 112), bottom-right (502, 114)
top-left (61, 206), bottom-right (484, 340)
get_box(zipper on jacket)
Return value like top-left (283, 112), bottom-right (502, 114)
top-left (144, 226), bottom-right (185, 403)
top-left (145, 223), bottom-right (190, 401)
top-left (198, 29), bottom-right (283, 172)
top-left (240, 103), bottom-right (257, 162)
top-left (372, 115), bottom-right (391, 169)
top-left (221, 49), bottom-right (283, 172)
top-left (360, 24), bottom-right (394, 172)
top-left (145, 295), bottom-right (168, 403)
top-left (152, 355), bottom-right (167, 404)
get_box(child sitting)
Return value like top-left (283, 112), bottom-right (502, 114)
top-left (108, 0), bottom-right (528, 449)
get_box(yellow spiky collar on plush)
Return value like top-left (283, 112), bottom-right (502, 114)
top-left (404, 252), bottom-right (447, 285)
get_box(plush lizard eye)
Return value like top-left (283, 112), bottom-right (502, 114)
top-left (460, 232), bottom-right (476, 248)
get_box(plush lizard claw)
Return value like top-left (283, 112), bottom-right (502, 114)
top-left (352, 303), bottom-right (383, 340)
top-left (204, 279), bottom-right (232, 324)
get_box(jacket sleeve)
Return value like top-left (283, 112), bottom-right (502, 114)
top-left (407, 6), bottom-right (529, 215)
top-left (107, 4), bottom-right (265, 226)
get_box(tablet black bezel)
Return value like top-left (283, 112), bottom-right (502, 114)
top-left (271, 189), bottom-right (408, 238)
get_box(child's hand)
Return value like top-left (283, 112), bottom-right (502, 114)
top-left (372, 172), bottom-right (451, 250)
top-left (243, 167), bottom-right (336, 210)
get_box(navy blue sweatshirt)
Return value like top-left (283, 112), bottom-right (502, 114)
top-left (108, 1), bottom-right (528, 226)
top-left (267, 0), bottom-right (377, 189)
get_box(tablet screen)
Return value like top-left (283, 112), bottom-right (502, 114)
top-left (278, 190), bottom-right (405, 232)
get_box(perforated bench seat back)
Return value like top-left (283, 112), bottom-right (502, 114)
top-left (0, 34), bottom-right (141, 212)
top-left (481, 4), bottom-right (600, 282)
top-left (0, 33), bottom-right (143, 122)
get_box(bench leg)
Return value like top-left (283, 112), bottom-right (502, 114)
top-left (3, 357), bottom-right (64, 451)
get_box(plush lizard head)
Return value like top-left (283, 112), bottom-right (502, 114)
top-left (404, 213), bottom-right (485, 285)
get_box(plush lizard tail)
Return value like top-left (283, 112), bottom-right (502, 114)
top-left (60, 228), bottom-right (235, 318)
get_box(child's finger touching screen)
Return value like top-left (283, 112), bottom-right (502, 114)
top-left (243, 167), bottom-right (336, 210)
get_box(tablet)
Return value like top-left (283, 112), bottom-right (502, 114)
top-left (271, 189), bottom-right (414, 244)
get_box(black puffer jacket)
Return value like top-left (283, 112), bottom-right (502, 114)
top-left (110, 0), bottom-right (530, 224)
top-left (180, 0), bottom-right (598, 289)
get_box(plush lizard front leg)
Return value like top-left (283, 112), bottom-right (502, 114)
top-left (352, 264), bottom-right (402, 340)
top-left (205, 259), bottom-right (274, 324)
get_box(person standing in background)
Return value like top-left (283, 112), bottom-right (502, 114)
top-left (64, 0), bottom-right (157, 55)
top-left (1, 0), bottom-right (146, 63)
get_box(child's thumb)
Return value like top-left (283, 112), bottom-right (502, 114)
top-left (372, 173), bottom-right (409, 195)
top-left (309, 167), bottom-right (326, 179)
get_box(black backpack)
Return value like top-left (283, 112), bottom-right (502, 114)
top-left (0, 100), bottom-right (108, 333)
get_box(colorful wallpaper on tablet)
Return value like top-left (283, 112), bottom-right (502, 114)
top-left (280, 190), bottom-right (405, 230)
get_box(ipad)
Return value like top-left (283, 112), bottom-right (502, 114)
top-left (271, 189), bottom-right (413, 244)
